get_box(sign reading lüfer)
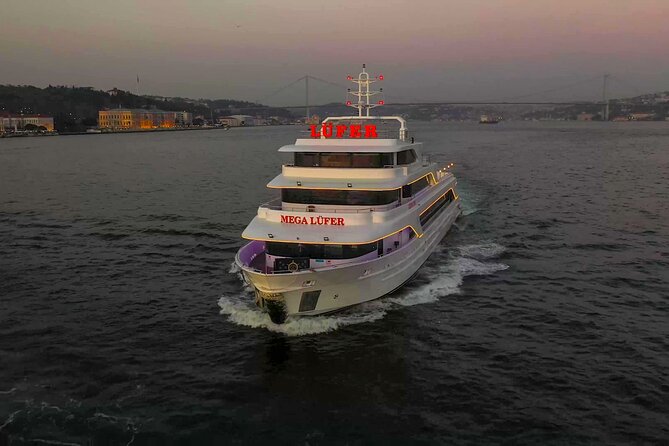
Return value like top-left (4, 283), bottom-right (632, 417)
top-left (310, 123), bottom-right (378, 139)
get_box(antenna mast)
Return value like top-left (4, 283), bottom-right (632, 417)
top-left (346, 64), bottom-right (384, 117)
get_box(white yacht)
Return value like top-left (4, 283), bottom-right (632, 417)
top-left (235, 66), bottom-right (461, 324)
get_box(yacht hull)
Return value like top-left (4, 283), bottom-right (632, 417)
top-left (237, 202), bottom-right (461, 322)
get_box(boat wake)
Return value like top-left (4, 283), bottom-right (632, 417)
top-left (218, 242), bottom-right (508, 336)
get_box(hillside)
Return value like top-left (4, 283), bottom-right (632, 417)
top-left (0, 85), bottom-right (292, 132)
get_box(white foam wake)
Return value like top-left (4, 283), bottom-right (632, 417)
top-left (218, 294), bottom-right (387, 336)
top-left (218, 242), bottom-right (508, 336)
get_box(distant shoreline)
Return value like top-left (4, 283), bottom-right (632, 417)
top-left (1, 125), bottom-right (295, 138)
top-left (60, 126), bottom-right (232, 136)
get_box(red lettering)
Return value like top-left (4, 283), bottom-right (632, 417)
top-left (321, 123), bottom-right (333, 138)
top-left (283, 215), bottom-right (345, 225)
top-left (349, 125), bottom-right (361, 138)
top-left (364, 125), bottom-right (378, 138)
top-left (336, 125), bottom-right (347, 137)
top-left (310, 124), bottom-right (320, 138)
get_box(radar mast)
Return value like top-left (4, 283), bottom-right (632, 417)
top-left (346, 64), bottom-right (384, 117)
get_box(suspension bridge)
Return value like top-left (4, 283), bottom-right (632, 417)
top-left (255, 72), bottom-right (649, 121)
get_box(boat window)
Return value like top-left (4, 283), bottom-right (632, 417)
top-left (420, 189), bottom-right (455, 226)
top-left (351, 153), bottom-right (394, 168)
top-left (323, 244), bottom-right (344, 259)
top-left (299, 290), bottom-right (321, 312)
top-left (267, 241), bottom-right (378, 259)
top-left (397, 149), bottom-right (417, 165)
top-left (294, 152), bottom-right (320, 167)
top-left (402, 175), bottom-right (430, 198)
top-left (282, 188), bottom-right (399, 206)
top-left (266, 242), bottom-right (303, 257)
top-left (320, 153), bottom-right (352, 168)
top-left (294, 152), bottom-right (395, 168)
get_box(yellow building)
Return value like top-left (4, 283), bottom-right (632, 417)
top-left (98, 109), bottom-right (190, 130)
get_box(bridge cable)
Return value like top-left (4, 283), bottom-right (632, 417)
top-left (257, 76), bottom-right (306, 103)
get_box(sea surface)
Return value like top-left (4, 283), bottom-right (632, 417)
top-left (1, 122), bottom-right (668, 445)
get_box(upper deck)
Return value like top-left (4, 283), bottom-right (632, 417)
top-left (279, 137), bottom-right (416, 153)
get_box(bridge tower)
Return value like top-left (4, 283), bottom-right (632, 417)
top-left (602, 74), bottom-right (610, 121)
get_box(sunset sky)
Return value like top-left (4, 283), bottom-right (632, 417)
top-left (1, 0), bottom-right (668, 104)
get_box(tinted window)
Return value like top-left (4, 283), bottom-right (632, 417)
top-left (299, 290), bottom-right (321, 311)
top-left (420, 189), bottom-right (455, 226)
top-left (294, 152), bottom-right (395, 168)
top-left (402, 175), bottom-right (430, 198)
top-left (397, 149), bottom-right (417, 165)
top-left (267, 242), bottom-right (378, 259)
top-left (320, 153), bottom-right (351, 168)
top-left (282, 189), bottom-right (399, 206)
top-left (294, 152), bottom-right (319, 167)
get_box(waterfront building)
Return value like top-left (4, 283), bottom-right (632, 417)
top-left (217, 115), bottom-right (256, 127)
top-left (98, 109), bottom-right (192, 130)
top-left (174, 111), bottom-right (193, 126)
top-left (0, 113), bottom-right (54, 133)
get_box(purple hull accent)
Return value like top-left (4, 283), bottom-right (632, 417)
top-left (238, 240), bottom-right (266, 267)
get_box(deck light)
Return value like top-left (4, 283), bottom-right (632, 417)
top-left (378, 100), bottom-right (384, 105)
top-left (268, 233), bottom-right (274, 239)
top-left (347, 183), bottom-right (352, 187)
top-left (297, 181), bottom-right (302, 186)
top-left (346, 101), bottom-right (352, 106)
top-left (324, 237), bottom-right (329, 241)
top-left (378, 75), bottom-right (384, 80)
top-left (347, 75), bottom-right (353, 80)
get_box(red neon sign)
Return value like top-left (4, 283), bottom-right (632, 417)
top-left (281, 215), bottom-right (345, 226)
top-left (310, 124), bottom-right (378, 139)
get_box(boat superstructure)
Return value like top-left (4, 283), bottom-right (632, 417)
top-left (235, 65), bottom-right (462, 323)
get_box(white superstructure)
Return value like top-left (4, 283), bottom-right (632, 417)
top-left (235, 66), bottom-right (461, 323)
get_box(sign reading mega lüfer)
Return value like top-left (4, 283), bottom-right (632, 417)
top-left (281, 215), bottom-right (346, 226)
top-left (310, 123), bottom-right (378, 139)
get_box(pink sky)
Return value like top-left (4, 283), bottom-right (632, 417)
top-left (1, 0), bottom-right (668, 102)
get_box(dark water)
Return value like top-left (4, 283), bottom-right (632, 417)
top-left (1, 123), bottom-right (668, 445)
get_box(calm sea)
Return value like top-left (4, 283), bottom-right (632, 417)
top-left (1, 123), bottom-right (668, 445)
